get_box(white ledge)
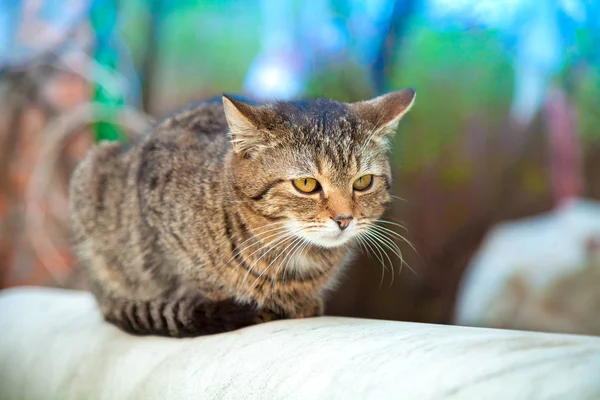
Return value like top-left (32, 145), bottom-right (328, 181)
top-left (1, 287), bottom-right (599, 400)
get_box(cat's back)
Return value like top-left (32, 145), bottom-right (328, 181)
top-left (155, 95), bottom-right (230, 139)
top-left (69, 97), bottom-right (232, 239)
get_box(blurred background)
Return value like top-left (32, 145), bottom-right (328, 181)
top-left (1, 0), bottom-right (599, 335)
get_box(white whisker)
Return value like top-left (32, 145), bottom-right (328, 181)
top-left (356, 233), bottom-right (385, 288)
top-left (359, 229), bottom-right (393, 287)
top-left (241, 229), bottom-right (304, 287)
top-left (250, 235), bottom-right (304, 291)
top-left (218, 225), bottom-right (291, 271)
top-left (366, 224), bottom-right (417, 277)
top-left (275, 237), bottom-right (305, 284)
top-left (370, 224), bottom-right (417, 254)
top-left (375, 219), bottom-right (409, 231)
top-left (277, 234), bottom-right (311, 288)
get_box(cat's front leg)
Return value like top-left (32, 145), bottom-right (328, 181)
top-left (255, 298), bottom-right (324, 324)
top-left (254, 308), bottom-right (283, 324)
top-left (296, 297), bottom-right (325, 318)
top-left (285, 298), bottom-right (324, 319)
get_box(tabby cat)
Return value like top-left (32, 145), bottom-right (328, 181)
top-left (68, 89), bottom-right (416, 337)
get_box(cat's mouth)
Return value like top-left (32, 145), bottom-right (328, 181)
top-left (312, 233), bottom-right (353, 248)
top-left (290, 219), bottom-right (358, 248)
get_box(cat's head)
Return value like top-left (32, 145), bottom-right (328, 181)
top-left (223, 89), bottom-right (415, 248)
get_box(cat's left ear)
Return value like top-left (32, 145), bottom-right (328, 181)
top-left (222, 94), bottom-right (272, 157)
top-left (351, 88), bottom-right (416, 146)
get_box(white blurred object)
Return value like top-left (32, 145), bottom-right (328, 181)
top-left (1, 287), bottom-right (600, 399)
top-left (455, 198), bottom-right (600, 335)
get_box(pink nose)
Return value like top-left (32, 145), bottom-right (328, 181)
top-left (333, 215), bottom-right (353, 230)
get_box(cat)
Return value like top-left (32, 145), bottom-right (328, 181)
top-left (68, 89), bottom-right (416, 337)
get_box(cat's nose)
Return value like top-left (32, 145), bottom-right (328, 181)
top-left (333, 215), bottom-right (353, 231)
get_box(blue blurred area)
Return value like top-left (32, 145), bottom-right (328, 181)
top-left (2, 0), bottom-right (597, 124)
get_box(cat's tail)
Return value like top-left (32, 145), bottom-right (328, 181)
top-left (100, 293), bottom-right (261, 337)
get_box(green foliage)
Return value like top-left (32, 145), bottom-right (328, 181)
top-left (390, 19), bottom-right (513, 170)
top-left (90, 0), bottom-right (127, 142)
top-left (572, 67), bottom-right (600, 142)
top-left (305, 60), bottom-right (376, 102)
top-left (158, 2), bottom-right (260, 96)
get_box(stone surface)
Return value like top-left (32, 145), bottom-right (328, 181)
top-left (1, 287), bottom-right (600, 400)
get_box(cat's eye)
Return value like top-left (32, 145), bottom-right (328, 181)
top-left (292, 177), bottom-right (320, 193)
top-left (353, 174), bottom-right (373, 191)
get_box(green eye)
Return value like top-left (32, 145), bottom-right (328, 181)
top-left (292, 178), bottom-right (320, 193)
top-left (353, 175), bottom-right (373, 191)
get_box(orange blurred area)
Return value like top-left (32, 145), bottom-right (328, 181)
top-left (0, 71), bottom-right (92, 289)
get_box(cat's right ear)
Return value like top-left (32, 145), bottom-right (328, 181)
top-left (350, 88), bottom-right (416, 148)
top-left (222, 95), bottom-right (269, 158)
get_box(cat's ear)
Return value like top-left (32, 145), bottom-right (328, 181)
top-left (222, 95), bottom-right (270, 157)
top-left (351, 88), bottom-right (416, 146)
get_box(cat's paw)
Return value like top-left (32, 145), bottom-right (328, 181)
top-left (289, 298), bottom-right (325, 319)
top-left (254, 309), bottom-right (282, 324)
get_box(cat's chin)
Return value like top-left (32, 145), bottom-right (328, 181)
top-left (297, 231), bottom-right (355, 249)
top-left (310, 236), bottom-right (353, 249)
top-left (286, 220), bottom-right (357, 249)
